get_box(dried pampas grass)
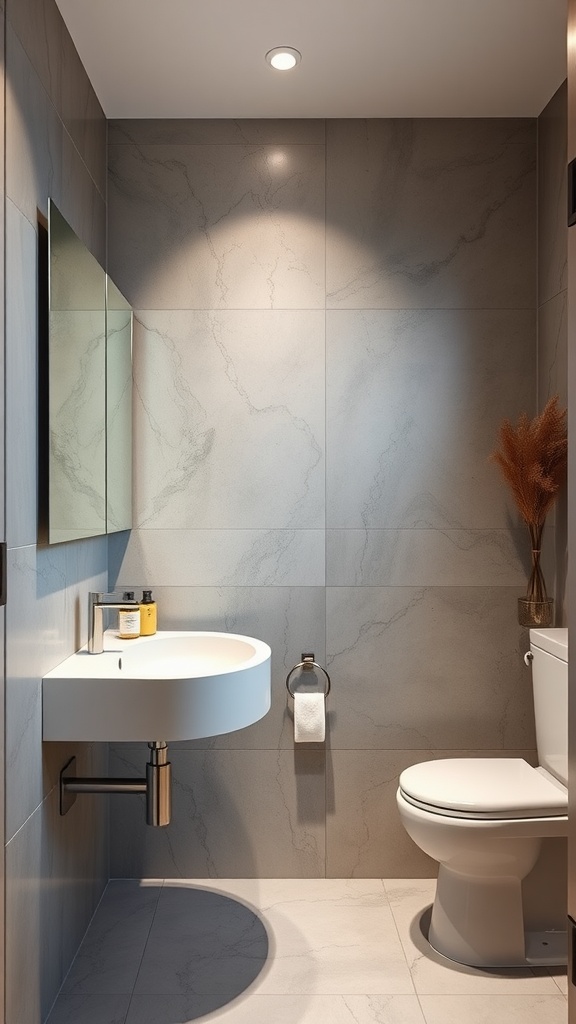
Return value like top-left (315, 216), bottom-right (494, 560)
top-left (491, 395), bottom-right (567, 604)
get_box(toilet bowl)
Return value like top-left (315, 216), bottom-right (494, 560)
top-left (396, 627), bottom-right (568, 968)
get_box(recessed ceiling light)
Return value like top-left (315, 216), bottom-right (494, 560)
top-left (265, 47), bottom-right (302, 71)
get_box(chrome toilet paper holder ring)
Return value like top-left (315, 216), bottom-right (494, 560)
top-left (286, 653), bottom-right (331, 698)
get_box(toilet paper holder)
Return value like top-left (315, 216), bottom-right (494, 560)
top-left (286, 654), bottom-right (331, 698)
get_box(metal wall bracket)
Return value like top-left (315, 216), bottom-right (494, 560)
top-left (59, 742), bottom-right (172, 826)
top-left (60, 756), bottom-right (78, 816)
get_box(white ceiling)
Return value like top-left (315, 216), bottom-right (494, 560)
top-left (55, 0), bottom-right (567, 120)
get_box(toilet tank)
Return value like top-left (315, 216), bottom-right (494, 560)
top-left (530, 627), bottom-right (568, 786)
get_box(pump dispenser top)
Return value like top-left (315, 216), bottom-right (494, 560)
top-left (140, 590), bottom-right (157, 636)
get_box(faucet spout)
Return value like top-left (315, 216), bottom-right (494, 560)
top-left (88, 591), bottom-right (139, 654)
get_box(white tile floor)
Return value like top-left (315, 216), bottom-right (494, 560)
top-left (46, 878), bottom-right (568, 1024)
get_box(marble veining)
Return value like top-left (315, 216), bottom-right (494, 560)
top-left (132, 310), bottom-right (324, 530)
top-left (326, 308), bottom-right (535, 531)
top-left (326, 119), bottom-right (536, 309)
top-left (108, 143), bottom-right (325, 310)
top-left (46, 878), bottom-right (566, 1024)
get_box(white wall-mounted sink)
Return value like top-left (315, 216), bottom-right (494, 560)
top-left (43, 630), bottom-right (271, 741)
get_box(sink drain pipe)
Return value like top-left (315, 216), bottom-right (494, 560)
top-left (59, 741), bottom-right (172, 827)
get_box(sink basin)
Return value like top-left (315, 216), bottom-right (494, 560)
top-left (43, 630), bottom-right (271, 741)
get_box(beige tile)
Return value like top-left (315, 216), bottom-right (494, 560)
top-left (384, 880), bottom-right (560, 996)
top-left (418, 993), bottom-right (567, 1024)
top-left (127, 993), bottom-right (426, 1024)
top-left (548, 970), bottom-right (568, 996)
top-left (227, 878), bottom-right (414, 995)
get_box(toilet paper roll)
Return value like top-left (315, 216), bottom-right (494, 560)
top-left (294, 692), bottom-right (325, 743)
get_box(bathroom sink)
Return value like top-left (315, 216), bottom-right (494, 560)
top-left (43, 630), bottom-right (271, 741)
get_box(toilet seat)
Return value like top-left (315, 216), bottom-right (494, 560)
top-left (399, 758), bottom-right (567, 820)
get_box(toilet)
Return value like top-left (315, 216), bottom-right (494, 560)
top-left (396, 627), bottom-right (568, 969)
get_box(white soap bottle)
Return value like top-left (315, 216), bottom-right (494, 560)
top-left (118, 591), bottom-right (140, 639)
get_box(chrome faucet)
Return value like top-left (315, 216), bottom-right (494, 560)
top-left (88, 591), bottom-right (139, 654)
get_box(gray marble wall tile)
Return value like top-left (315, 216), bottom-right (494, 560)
top-left (6, 199), bottom-right (37, 548)
top-left (326, 749), bottom-right (438, 878)
top-left (132, 310), bottom-right (325, 530)
top-left (538, 82), bottom-right (567, 306)
top-left (327, 748), bottom-right (538, 880)
top-left (6, 542), bottom-right (107, 839)
top-left (109, 118), bottom-right (326, 146)
top-left (109, 528), bottom-right (325, 587)
top-left (61, 130), bottom-right (107, 264)
top-left (59, 41), bottom-right (106, 197)
top-left (8, 0), bottom-right (106, 196)
top-left (326, 119), bottom-right (536, 309)
top-left (326, 586), bottom-right (535, 751)
top-left (114, 586), bottom-right (326, 750)
top-left (7, 0), bottom-right (63, 117)
top-left (327, 529), bottom-right (528, 587)
top-left (538, 291), bottom-right (568, 408)
top-left (326, 309), bottom-right (535, 530)
top-left (537, 87), bottom-right (568, 627)
top-left (6, 24), bottom-right (63, 224)
top-left (108, 142), bottom-right (325, 309)
top-left (109, 748), bottom-right (325, 878)
top-left (6, 784), bottom-right (108, 1024)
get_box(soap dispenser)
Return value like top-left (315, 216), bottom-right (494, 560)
top-left (140, 590), bottom-right (157, 636)
top-left (118, 591), bottom-right (140, 639)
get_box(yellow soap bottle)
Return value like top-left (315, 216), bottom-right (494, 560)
top-left (140, 590), bottom-right (157, 636)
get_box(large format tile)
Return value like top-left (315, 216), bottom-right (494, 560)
top-left (326, 587), bottom-right (535, 750)
top-left (6, 24), bottom-right (63, 225)
top-left (239, 878), bottom-right (413, 995)
top-left (327, 749), bottom-right (538, 880)
top-left (120, 586), bottom-right (326, 750)
top-left (109, 749), bottom-right (326, 878)
top-left (326, 308), bottom-right (535, 530)
top-left (5, 199), bottom-right (37, 548)
top-left (108, 142), bottom-right (325, 309)
top-left (132, 884), bottom-right (269, 1008)
top-left (538, 82), bottom-right (567, 307)
top-left (132, 310), bottom-right (325, 530)
top-left (418, 994), bottom-right (567, 1023)
top-left (47, 993), bottom-right (130, 1024)
top-left (384, 880), bottom-right (560, 996)
top-left (59, 33), bottom-right (106, 197)
top-left (327, 529), bottom-right (527, 587)
top-left (125, 993), bottom-right (426, 1023)
top-left (6, 541), bottom-right (107, 839)
top-left (61, 881), bottom-right (161, 995)
top-left (109, 119), bottom-right (326, 146)
top-left (108, 528), bottom-right (325, 587)
top-left (326, 750), bottom-right (438, 879)
top-left (538, 291), bottom-right (568, 408)
top-left (326, 119), bottom-right (536, 309)
top-left (6, 784), bottom-right (108, 1024)
top-left (7, 0), bottom-right (63, 113)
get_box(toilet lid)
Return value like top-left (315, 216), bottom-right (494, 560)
top-left (399, 758), bottom-right (567, 819)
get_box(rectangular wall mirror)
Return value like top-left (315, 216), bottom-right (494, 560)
top-left (47, 199), bottom-right (132, 543)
